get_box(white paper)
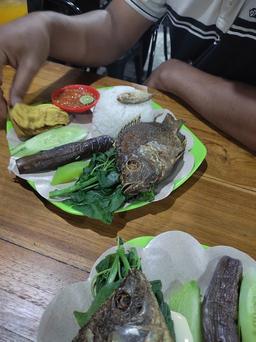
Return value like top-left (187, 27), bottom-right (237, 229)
top-left (37, 231), bottom-right (256, 342)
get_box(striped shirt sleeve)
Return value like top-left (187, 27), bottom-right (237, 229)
top-left (124, 0), bottom-right (167, 22)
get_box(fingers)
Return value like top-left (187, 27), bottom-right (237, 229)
top-left (0, 87), bottom-right (7, 120)
top-left (10, 58), bottom-right (40, 106)
top-left (0, 52), bottom-right (8, 118)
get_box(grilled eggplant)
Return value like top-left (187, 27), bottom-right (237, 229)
top-left (202, 256), bottom-right (243, 342)
top-left (16, 135), bottom-right (114, 174)
top-left (73, 269), bottom-right (173, 342)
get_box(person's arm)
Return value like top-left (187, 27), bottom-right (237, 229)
top-left (0, 0), bottom-right (152, 113)
top-left (48, 1), bottom-right (151, 66)
top-left (145, 59), bottom-right (256, 152)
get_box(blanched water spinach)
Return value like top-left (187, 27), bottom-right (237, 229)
top-left (239, 268), bottom-right (256, 342)
top-left (151, 280), bottom-right (175, 340)
top-left (11, 123), bottom-right (88, 157)
top-left (169, 280), bottom-right (202, 342)
top-left (49, 148), bottom-right (126, 224)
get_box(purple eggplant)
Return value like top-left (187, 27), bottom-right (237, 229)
top-left (202, 256), bottom-right (243, 342)
top-left (16, 135), bottom-right (114, 174)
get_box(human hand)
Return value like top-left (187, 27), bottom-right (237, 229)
top-left (0, 13), bottom-right (50, 117)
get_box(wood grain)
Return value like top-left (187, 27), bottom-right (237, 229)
top-left (0, 327), bottom-right (31, 342)
top-left (0, 240), bottom-right (87, 341)
top-left (0, 62), bottom-right (255, 340)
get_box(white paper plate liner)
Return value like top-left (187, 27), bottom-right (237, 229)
top-left (37, 281), bottom-right (91, 342)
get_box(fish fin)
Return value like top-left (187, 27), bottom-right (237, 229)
top-left (117, 115), bottom-right (141, 138)
top-left (178, 131), bottom-right (186, 145)
top-left (163, 114), bottom-right (184, 132)
top-left (151, 109), bottom-right (168, 122)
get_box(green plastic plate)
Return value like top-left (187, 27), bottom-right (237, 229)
top-left (6, 98), bottom-right (207, 216)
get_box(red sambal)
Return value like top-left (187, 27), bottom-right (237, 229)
top-left (52, 84), bottom-right (100, 113)
top-left (54, 87), bottom-right (89, 107)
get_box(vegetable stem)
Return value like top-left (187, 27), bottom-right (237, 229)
top-left (107, 255), bottom-right (119, 285)
top-left (49, 176), bottom-right (97, 198)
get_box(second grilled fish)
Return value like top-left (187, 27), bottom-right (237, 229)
top-left (73, 269), bottom-right (173, 342)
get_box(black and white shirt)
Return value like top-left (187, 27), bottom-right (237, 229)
top-left (125, 0), bottom-right (256, 85)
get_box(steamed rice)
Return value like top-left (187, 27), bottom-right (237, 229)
top-left (92, 86), bottom-right (157, 138)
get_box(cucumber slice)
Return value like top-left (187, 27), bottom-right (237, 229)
top-left (11, 124), bottom-right (88, 157)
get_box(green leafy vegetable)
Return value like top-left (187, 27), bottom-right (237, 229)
top-left (150, 280), bottom-right (175, 340)
top-left (11, 124), bottom-right (88, 157)
top-left (169, 280), bottom-right (202, 342)
top-left (239, 268), bottom-right (256, 342)
top-left (74, 281), bottom-right (121, 328)
top-left (65, 186), bottom-right (125, 224)
top-left (135, 189), bottom-right (155, 202)
top-left (49, 148), bottom-right (126, 224)
top-left (91, 237), bottom-right (141, 296)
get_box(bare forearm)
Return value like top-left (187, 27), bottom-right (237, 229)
top-left (46, 1), bottom-right (150, 67)
top-left (46, 10), bottom-right (120, 66)
top-left (148, 60), bottom-right (256, 152)
top-left (0, 0), bottom-right (151, 112)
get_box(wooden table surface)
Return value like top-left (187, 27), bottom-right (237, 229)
top-left (0, 62), bottom-right (255, 341)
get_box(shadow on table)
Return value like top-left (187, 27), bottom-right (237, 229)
top-left (15, 159), bottom-right (207, 238)
top-left (117, 160), bottom-right (207, 223)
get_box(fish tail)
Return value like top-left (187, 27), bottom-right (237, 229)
top-left (163, 114), bottom-right (184, 132)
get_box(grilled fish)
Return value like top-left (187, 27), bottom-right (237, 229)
top-left (16, 135), bottom-right (114, 174)
top-left (116, 114), bottom-right (186, 195)
top-left (73, 269), bottom-right (173, 342)
top-left (117, 90), bottom-right (153, 104)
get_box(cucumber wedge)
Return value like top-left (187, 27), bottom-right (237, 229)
top-left (51, 160), bottom-right (89, 185)
top-left (169, 280), bottom-right (202, 342)
top-left (239, 268), bottom-right (256, 342)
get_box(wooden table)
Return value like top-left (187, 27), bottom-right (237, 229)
top-left (0, 62), bottom-right (255, 341)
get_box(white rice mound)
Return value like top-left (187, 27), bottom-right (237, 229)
top-left (91, 86), bottom-right (157, 138)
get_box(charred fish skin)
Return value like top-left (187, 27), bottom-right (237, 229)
top-left (16, 135), bottom-right (114, 174)
top-left (202, 256), bottom-right (243, 342)
top-left (117, 90), bottom-right (153, 104)
top-left (116, 114), bottom-right (186, 195)
top-left (73, 269), bottom-right (173, 342)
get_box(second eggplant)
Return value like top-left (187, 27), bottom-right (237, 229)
top-left (202, 256), bottom-right (243, 342)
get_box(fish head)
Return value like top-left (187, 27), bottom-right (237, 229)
top-left (121, 154), bottom-right (159, 195)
